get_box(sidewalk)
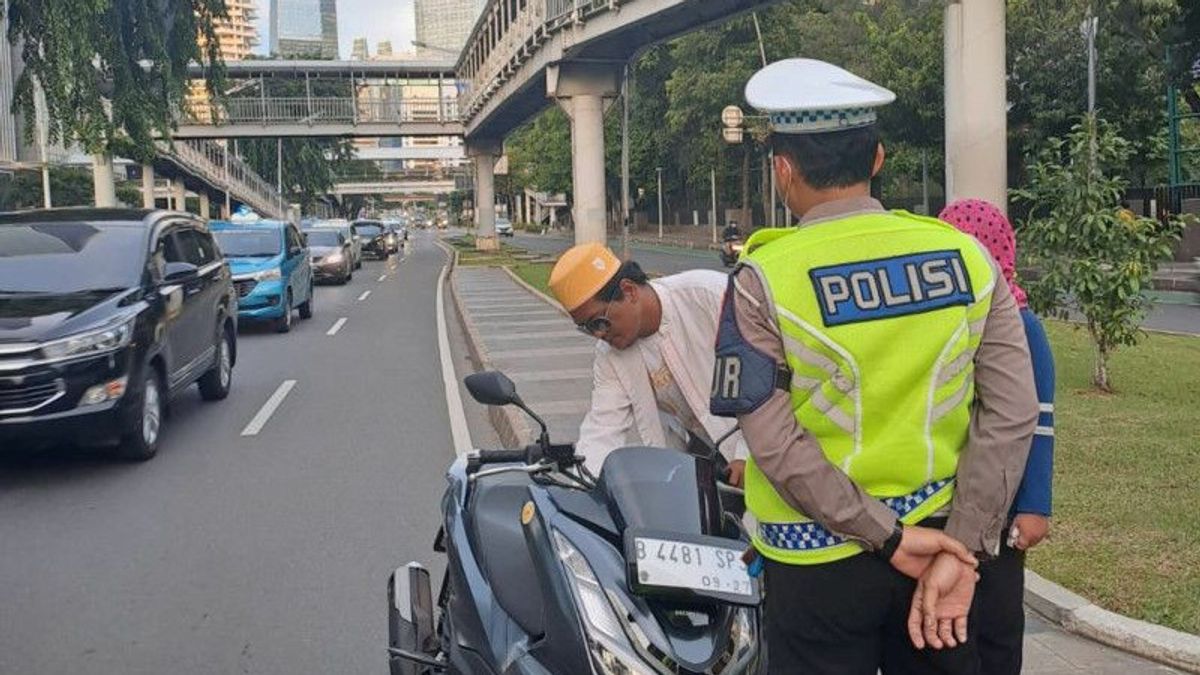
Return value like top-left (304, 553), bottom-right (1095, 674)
top-left (449, 263), bottom-right (1185, 674)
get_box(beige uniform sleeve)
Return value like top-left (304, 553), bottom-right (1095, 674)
top-left (576, 350), bottom-right (635, 473)
top-left (731, 267), bottom-right (897, 550)
top-left (944, 274), bottom-right (1039, 556)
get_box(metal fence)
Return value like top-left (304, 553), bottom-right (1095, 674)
top-left (460, 0), bottom-right (622, 120)
top-left (183, 97), bottom-right (460, 127)
top-left (162, 139), bottom-right (285, 217)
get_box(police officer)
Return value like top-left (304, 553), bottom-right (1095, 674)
top-left (710, 59), bottom-right (1040, 674)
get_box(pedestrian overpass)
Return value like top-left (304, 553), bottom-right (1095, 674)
top-left (455, 0), bottom-right (1009, 248)
top-left (178, 60), bottom-right (464, 139)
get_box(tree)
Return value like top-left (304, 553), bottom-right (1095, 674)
top-left (240, 137), bottom-right (354, 214)
top-left (6, 0), bottom-right (227, 161)
top-left (506, 107), bottom-right (572, 197)
top-left (0, 168), bottom-right (140, 209)
top-left (1015, 115), bottom-right (1184, 391)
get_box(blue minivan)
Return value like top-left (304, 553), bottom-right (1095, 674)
top-left (211, 217), bottom-right (314, 333)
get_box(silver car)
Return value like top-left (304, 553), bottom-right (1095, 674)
top-left (311, 219), bottom-right (362, 270)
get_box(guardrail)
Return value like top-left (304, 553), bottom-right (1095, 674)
top-left (458, 0), bottom-right (623, 122)
top-left (182, 96), bottom-right (461, 126)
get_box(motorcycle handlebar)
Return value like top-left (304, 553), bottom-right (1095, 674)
top-left (473, 448), bottom-right (534, 466)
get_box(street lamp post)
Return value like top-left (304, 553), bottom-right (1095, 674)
top-left (656, 166), bottom-right (664, 239)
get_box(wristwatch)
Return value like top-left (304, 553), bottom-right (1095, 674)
top-left (875, 521), bottom-right (904, 561)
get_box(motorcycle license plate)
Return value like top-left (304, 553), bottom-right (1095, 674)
top-left (627, 532), bottom-right (758, 604)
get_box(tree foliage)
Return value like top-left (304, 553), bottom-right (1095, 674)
top-left (5, 0), bottom-right (227, 161)
top-left (0, 168), bottom-right (140, 209)
top-left (502, 0), bottom-right (1188, 225)
top-left (240, 137), bottom-right (354, 214)
top-left (1015, 116), bottom-right (1185, 391)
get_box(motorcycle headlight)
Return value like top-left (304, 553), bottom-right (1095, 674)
top-left (731, 243), bottom-right (744, 253)
top-left (41, 317), bottom-right (135, 361)
top-left (552, 530), bottom-right (657, 675)
top-left (253, 267), bottom-right (282, 281)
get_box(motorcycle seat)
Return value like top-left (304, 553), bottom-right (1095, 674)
top-left (467, 473), bottom-right (546, 638)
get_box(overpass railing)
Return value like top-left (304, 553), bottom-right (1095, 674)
top-left (458, 0), bottom-right (622, 121)
top-left (159, 139), bottom-right (285, 217)
top-left (182, 97), bottom-right (461, 127)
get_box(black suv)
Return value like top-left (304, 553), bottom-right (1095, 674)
top-left (0, 209), bottom-right (238, 460)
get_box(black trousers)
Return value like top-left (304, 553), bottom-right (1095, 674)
top-left (973, 536), bottom-right (1026, 675)
top-left (763, 553), bottom-right (981, 675)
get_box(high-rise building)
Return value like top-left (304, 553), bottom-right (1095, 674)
top-left (376, 41), bottom-right (393, 58)
top-left (270, 0), bottom-right (339, 59)
top-left (208, 0), bottom-right (259, 61)
top-left (414, 0), bottom-right (481, 55)
top-left (351, 37), bottom-right (369, 61)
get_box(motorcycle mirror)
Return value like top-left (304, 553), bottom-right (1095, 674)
top-left (464, 371), bottom-right (522, 407)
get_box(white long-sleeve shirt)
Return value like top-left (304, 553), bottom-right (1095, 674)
top-left (576, 270), bottom-right (749, 472)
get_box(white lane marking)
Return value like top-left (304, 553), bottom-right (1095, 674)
top-left (435, 244), bottom-right (473, 456)
top-left (378, 274), bottom-right (388, 282)
top-left (240, 380), bottom-right (297, 437)
top-left (326, 317), bottom-right (348, 336)
top-left (357, 290), bottom-right (372, 302)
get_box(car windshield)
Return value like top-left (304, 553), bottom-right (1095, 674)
top-left (305, 230), bottom-right (341, 247)
top-left (0, 222), bottom-right (146, 293)
top-left (214, 230), bottom-right (281, 257)
top-left (356, 224), bottom-right (383, 237)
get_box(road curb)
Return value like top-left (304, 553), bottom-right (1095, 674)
top-left (500, 265), bottom-right (568, 317)
top-left (1025, 570), bottom-right (1200, 673)
top-left (441, 246), bottom-right (533, 450)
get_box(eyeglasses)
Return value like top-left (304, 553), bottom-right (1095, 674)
top-left (576, 302), bottom-right (613, 336)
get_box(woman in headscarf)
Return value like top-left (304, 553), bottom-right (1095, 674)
top-left (939, 198), bottom-right (1055, 675)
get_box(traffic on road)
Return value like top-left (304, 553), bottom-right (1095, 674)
top-left (0, 213), bottom-right (449, 673)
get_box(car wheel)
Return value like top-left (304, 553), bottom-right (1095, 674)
top-left (117, 368), bottom-right (163, 461)
top-left (198, 325), bottom-right (233, 401)
top-left (275, 291), bottom-right (294, 333)
top-left (299, 286), bottom-right (314, 320)
top-left (355, 258), bottom-right (362, 270)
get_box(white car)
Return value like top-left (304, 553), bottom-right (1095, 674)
top-left (494, 217), bottom-right (513, 237)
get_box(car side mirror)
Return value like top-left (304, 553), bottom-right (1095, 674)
top-left (162, 261), bottom-right (199, 284)
top-left (464, 371), bottom-right (520, 406)
top-left (289, 246), bottom-right (302, 257)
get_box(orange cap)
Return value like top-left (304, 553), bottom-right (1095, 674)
top-left (548, 242), bottom-right (620, 312)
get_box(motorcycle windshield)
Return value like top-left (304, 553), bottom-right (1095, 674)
top-left (597, 447), bottom-right (724, 536)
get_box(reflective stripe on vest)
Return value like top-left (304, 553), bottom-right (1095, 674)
top-left (741, 211), bottom-right (996, 566)
top-left (759, 478), bottom-right (954, 551)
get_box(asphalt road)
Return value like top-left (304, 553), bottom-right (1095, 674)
top-left (510, 232), bottom-right (1200, 335)
top-left (0, 232), bottom-right (457, 675)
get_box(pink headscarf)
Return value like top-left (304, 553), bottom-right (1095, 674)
top-left (938, 199), bottom-right (1028, 308)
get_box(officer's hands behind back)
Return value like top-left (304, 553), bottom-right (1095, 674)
top-left (888, 525), bottom-right (977, 579)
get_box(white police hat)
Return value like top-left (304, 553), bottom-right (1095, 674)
top-left (746, 58), bottom-right (895, 134)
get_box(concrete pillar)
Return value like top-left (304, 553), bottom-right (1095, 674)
top-left (548, 62), bottom-right (620, 246)
top-left (92, 154), bottom-right (116, 207)
top-left (467, 140), bottom-right (502, 251)
top-left (199, 192), bottom-right (211, 220)
top-left (141, 164), bottom-right (156, 209)
top-left (944, 0), bottom-right (1008, 212)
top-left (172, 180), bottom-right (186, 213)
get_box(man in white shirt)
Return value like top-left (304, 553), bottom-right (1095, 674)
top-left (548, 243), bottom-right (748, 482)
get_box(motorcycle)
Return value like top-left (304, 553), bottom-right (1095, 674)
top-left (387, 370), bottom-right (764, 675)
top-left (719, 236), bottom-right (744, 268)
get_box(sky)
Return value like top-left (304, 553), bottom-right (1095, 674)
top-left (253, 0), bottom-right (417, 59)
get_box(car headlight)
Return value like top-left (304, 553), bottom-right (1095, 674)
top-left (552, 530), bottom-right (657, 675)
top-left (253, 268), bottom-right (282, 281)
top-left (325, 252), bottom-right (345, 264)
top-left (41, 317), bottom-right (135, 361)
